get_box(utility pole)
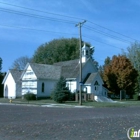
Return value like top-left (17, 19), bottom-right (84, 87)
top-left (75, 20), bottom-right (86, 105)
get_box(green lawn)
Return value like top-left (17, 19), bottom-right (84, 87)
top-left (0, 98), bottom-right (140, 107)
top-left (0, 98), bottom-right (55, 105)
top-left (66, 100), bottom-right (140, 107)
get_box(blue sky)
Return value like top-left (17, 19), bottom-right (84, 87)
top-left (0, 0), bottom-right (140, 72)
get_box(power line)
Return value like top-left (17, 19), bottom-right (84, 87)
top-left (84, 25), bottom-right (131, 44)
top-left (0, 5), bottom-right (132, 44)
top-left (83, 35), bottom-right (123, 50)
top-left (0, 2), bottom-right (134, 51)
top-left (0, 1), bottom-right (84, 20)
top-left (0, 7), bottom-right (77, 24)
top-left (87, 21), bottom-right (138, 42)
top-left (0, 1), bottom-right (138, 42)
top-left (0, 23), bottom-right (123, 51)
top-left (0, 24), bottom-right (78, 36)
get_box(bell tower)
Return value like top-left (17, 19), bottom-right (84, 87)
top-left (82, 43), bottom-right (90, 63)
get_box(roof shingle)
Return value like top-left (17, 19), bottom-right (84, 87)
top-left (10, 69), bottom-right (23, 83)
top-left (84, 73), bottom-right (98, 84)
top-left (29, 63), bottom-right (61, 80)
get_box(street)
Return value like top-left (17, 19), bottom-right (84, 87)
top-left (0, 105), bottom-right (140, 140)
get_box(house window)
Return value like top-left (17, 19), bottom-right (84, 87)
top-left (82, 50), bottom-right (84, 56)
top-left (86, 50), bottom-right (88, 55)
top-left (42, 83), bottom-right (44, 93)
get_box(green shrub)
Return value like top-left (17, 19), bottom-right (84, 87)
top-left (133, 94), bottom-right (138, 100)
top-left (51, 88), bottom-right (71, 103)
top-left (51, 77), bottom-right (71, 103)
top-left (69, 93), bottom-right (75, 101)
top-left (24, 93), bottom-right (36, 100)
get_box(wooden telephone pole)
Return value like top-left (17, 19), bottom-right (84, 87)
top-left (75, 20), bottom-right (86, 105)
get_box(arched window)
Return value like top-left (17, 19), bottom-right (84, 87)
top-left (94, 81), bottom-right (99, 91)
top-left (94, 81), bottom-right (99, 86)
top-left (95, 86), bottom-right (96, 91)
top-left (42, 83), bottom-right (44, 93)
top-left (5, 85), bottom-right (8, 98)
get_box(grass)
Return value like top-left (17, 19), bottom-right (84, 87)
top-left (0, 98), bottom-right (56, 105)
top-left (0, 98), bottom-right (140, 107)
top-left (66, 100), bottom-right (140, 107)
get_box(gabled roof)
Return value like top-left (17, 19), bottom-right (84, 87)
top-left (54, 59), bottom-right (86, 78)
top-left (84, 72), bottom-right (104, 85)
top-left (21, 58), bottom-right (97, 80)
top-left (2, 69), bottom-right (23, 84)
top-left (28, 63), bottom-right (61, 80)
top-left (84, 73), bottom-right (98, 84)
top-left (54, 59), bottom-right (79, 67)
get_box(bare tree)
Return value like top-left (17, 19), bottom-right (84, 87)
top-left (11, 56), bottom-right (32, 70)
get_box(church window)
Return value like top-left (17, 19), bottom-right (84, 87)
top-left (86, 50), bottom-right (88, 55)
top-left (94, 81), bottom-right (99, 86)
top-left (94, 81), bottom-right (99, 91)
top-left (82, 50), bottom-right (84, 56)
top-left (42, 83), bottom-right (44, 93)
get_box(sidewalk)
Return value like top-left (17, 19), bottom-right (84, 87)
top-left (0, 102), bottom-right (93, 108)
top-left (41, 103), bottom-right (93, 108)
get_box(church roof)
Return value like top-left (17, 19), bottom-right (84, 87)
top-left (29, 63), bottom-right (61, 80)
top-left (2, 69), bottom-right (23, 84)
top-left (53, 59), bottom-right (80, 78)
top-left (10, 69), bottom-right (23, 82)
top-left (84, 73), bottom-right (98, 84)
top-left (23, 58), bottom-right (93, 80)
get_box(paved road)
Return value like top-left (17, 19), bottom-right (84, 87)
top-left (0, 105), bottom-right (140, 140)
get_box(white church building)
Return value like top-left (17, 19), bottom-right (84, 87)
top-left (2, 69), bottom-right (23, 99)
top-left (3, 44), bottom-right (108, 99)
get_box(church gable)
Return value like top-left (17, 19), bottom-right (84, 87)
top-left (22, 64), bottom-right (37, 80)
top-left (2, 69), bottom-right (23, 99)
top-left (81, 59), bottom-right (98, 81)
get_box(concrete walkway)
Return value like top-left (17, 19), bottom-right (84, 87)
top-left (0, 102), bottom-right (93, 108)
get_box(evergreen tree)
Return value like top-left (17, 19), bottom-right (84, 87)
top-left (51, 77), bottom-right (71, 103)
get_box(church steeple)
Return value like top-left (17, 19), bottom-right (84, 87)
top-left (82, 43), bottom-right (90, 63)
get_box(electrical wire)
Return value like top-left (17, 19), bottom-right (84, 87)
top-left (0, 1), bottom-right (136, 51)
top-left (83, 25), bottom-right (131, 44)
top-left (83, 35), bottom-right (122, 50)
top-left (0, 1), bottom-right (84, 20)
top-left (0, 24), bottom-right (78, 36)
top-left (0, 23), bottom-right (122, 50)
top-left (0, 7), bottom-right (77, 24)
top-left (87, 20), bottom-right (138, 42)
top-left (0, 6), bottom-right (132, 44)
top-left (0, 1), bottom-right (138, 42)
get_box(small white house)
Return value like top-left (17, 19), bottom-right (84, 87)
top-left (2, 69), bottom-right (23, 99)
